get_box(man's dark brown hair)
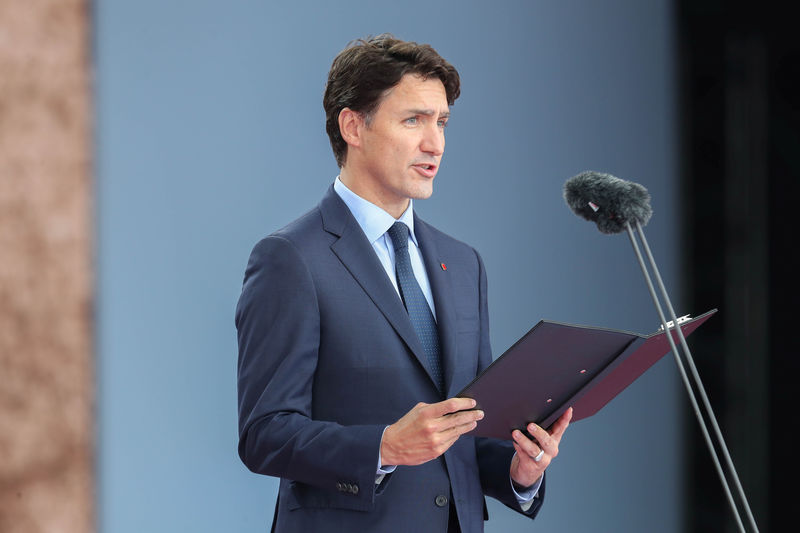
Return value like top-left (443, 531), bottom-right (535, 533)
top-left (323, 34), bottom-right (461, 168)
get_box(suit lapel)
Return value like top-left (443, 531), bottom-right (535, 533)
top-left (319, 187), bottom-right (438, 387)
top-left (414, 216), bottom-right (459, 397)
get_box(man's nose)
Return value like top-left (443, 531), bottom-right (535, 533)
top-left (420, 124), bottom-right (445, 156)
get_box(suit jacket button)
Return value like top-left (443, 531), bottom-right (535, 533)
top-left (352, 484), bottom-right (359, 495)
top-left (336, 482), bottom-right (343, 491)
top-left (435, 494), bottom-right (448, 507)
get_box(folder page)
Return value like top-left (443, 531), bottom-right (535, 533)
top-left (459, 309), bottom-right (717, 440)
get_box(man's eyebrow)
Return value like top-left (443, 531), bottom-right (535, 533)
top-left (406, 108), bottom-right (451, 118)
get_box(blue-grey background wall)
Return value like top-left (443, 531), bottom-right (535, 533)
top-left (94, 1), bottom-right (681, 531)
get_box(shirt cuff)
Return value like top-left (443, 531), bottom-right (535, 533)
top-left (376, 426), bottom-right (397, 484)
top-left (510, 453), bottom-right (542, 512)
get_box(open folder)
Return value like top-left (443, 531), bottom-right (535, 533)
top-left (458, 309), bottom-right (717, 440)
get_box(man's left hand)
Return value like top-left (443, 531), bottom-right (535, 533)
top-left (509, 407), bottom-right (573, 488)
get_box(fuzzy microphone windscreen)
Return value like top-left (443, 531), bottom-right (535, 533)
top-left (564, 171), bottom-right (653, 234)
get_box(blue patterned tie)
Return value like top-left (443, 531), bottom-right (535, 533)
top-left (387, 222), bottom-right (444, 392)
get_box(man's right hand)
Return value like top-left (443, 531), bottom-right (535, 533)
top-left (379, 397), bottom-right (484, 467)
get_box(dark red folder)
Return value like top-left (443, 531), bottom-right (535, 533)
top-left (458, 309), bottom-right (717, 440)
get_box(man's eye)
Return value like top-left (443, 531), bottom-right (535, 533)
top-left (437, 120), bottom-right (448, 128)
top-left (405, 117), bottom-right (418, 125)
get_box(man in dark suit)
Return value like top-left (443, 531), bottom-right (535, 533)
top-left (236, 34), bottom-right (572, 532)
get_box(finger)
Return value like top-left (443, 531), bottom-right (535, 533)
top-left (439, 408), bottom-right (484, 434)
top-left (512, 438), bottom-right (546, 470)
top-left (429, 397), bottom-right (477, 417)
top-left (434, 417), bottom-right (479, 451)
top-left (441, 416), bottom-right (480, 439)
top-left (525, 423), bottom-right (554, 452)
top-left (424, 412), bottom-right (482, 441)
top-left (440, 408), bottom-right (484, 428)
top-left (512, 429), bottom-right (543, 459)
top-left (416, 404), bottom-right (481, 439)
top-left (548, 407), bottom-right (573, 442)
top-left (512, 440), bottom-right (542, 464)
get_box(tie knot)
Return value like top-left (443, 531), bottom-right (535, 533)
top-left (387, 222), bottom-right (410, 252)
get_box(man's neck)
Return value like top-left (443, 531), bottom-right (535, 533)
top-left (339, 167), bottom-right (409, 219)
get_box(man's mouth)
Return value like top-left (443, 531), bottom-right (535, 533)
top-left (412, 163), bottom-right (437, 177)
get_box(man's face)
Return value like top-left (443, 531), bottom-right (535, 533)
top-left (347, 74), bottom-right (449, 215)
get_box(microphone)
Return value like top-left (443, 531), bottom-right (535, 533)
top-left (563, 171), bottom-right (759, 533)
top-left (563, 171), bottom-right (652, 234)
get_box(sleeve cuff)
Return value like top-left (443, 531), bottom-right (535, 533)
top-left (376, 426), bottom-right (397, 484)
top-left (510, 453), bottom-right (543, 511)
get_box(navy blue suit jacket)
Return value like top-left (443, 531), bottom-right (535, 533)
top-left (236, 186), bottom-right (544, 532)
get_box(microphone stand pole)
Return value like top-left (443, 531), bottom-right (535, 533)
top-left (625, 220), bottom-right (758, 533)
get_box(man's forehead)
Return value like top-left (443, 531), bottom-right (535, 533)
top-left (379, 75), bottom-right (449, 113)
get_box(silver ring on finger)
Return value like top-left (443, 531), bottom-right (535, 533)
top-left (533, 449), bottom-right (544, 462)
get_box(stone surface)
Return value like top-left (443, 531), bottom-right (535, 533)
top-left (0, 0), bottom-right (94, 531)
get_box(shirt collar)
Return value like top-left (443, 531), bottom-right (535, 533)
top-left (333, 177), bottom-right (418, 246)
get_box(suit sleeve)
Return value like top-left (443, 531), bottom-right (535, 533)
top-left (235, 236), bottom-right (386, 510)
top-left (472, 249), bottom-right (546, 519)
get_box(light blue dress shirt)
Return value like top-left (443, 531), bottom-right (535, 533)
top-left (333, 177), bottom-right (436, 318)
top-left (333, 177), bottom-right (539, 508)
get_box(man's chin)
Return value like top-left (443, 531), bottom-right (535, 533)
top-left (407, 182), bottom-right (435, 201)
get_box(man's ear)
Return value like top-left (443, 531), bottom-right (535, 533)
top-left (338, 107), bottom-right (364, 149)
